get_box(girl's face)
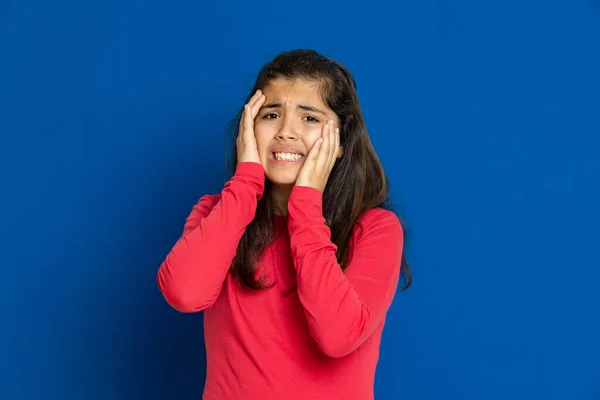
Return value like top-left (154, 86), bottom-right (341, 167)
top-left (253, 78), bottom-right (340, 188)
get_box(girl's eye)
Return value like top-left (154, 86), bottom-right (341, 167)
top-left (262, 114), bottom-right (319, 122)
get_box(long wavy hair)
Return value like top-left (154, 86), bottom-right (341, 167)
top-left (224, 49), bottom-right (412, 291)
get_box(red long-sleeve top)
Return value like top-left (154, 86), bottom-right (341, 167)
top-left (157, 162), bottom-right (404, 400)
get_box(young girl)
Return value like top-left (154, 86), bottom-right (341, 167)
top-left (157, 49), bottom-right (412, 400)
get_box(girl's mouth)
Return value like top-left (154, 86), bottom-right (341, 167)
top-left (269, 152), bottom-right (305, 165)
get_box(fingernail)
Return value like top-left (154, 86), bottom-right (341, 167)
top-left (318, 138), bottom-right (324, 143)
top-left (336, 128), bottom-right (339, 133)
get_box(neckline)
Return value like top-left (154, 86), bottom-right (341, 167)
top-left (273, 214), bottom-right (288, 225)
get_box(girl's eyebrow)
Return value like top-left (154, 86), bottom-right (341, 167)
top-left (298, 104), bottom-right (326, 116)
top-left (261, 103), bottom-right (327, 116)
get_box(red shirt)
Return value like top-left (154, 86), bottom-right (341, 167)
top-left (157, 162), bottom-right (404, 400)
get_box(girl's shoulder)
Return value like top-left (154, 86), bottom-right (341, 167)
top-left (352, 207), bottom-right (403, 242)
top-left (357, 206), bottom-right (401, 226)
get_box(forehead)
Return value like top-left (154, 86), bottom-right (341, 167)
top-left (262, 78), bottom-right (325, 104)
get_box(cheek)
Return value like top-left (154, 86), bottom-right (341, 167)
top-left (253, 125), bottom-right (273, 153)
top-left (303, 128), bottom-right (324, 150)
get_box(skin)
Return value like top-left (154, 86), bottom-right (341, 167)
top-left (237, 78), bottom-right (342, 215)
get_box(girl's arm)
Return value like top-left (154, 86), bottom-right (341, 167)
top-left (287, 185), bottom-right (404, 358)
top-left (157, 162), bottom-right (265, 312)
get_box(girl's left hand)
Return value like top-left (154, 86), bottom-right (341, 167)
top-left (295, 119), bottom-right (341, 193)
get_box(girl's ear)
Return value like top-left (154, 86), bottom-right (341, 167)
top-left (337, 146), bottom-right (344, 158)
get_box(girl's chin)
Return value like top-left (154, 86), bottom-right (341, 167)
top-left (266, 173), bottom-right (299, 188)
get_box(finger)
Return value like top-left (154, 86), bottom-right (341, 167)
top-left (326, 123), bottom-right (340, 170)
top-left (316, 120), bottom-right (332, 171)
top-left (327, 121), bottom-right (336, 166)
top-left (250, 93), bottom-right (266, 118)
top-left (242, 103), bottom-right (257, 139)
top-left (326, 120), bottom-right (335, 166)
top-left (331, 126), bottom-right (340, 164)
top-left (245, 90), bottom-right (263, 117)
top-left (243, 104), bottom-right (252, 129)
top-left (240, 90), bottom-right (263, 126)
top-left (248, 89), bottom-right (263, 107)
top-left (239, 103), bottom-right (249, 132)
top-left (307, 136), bottom-right (324, 165)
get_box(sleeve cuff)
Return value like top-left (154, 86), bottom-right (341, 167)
top-left (288, 185), bottom-right (324, 221)
top-left (289, 185), bottom-right (323, 204)
top-left (234, 162), bottom-right (265, 178)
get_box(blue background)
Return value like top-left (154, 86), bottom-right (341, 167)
top-left (1, 1), bottom-right (599, 399)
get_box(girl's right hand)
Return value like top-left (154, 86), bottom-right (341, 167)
top-left (236, 89), bottom-right (266, 165)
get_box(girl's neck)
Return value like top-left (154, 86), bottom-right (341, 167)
top-left (271, 185), bottom-right (293, 216)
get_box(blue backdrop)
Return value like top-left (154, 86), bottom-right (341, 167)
top-left (1, 1), bottom-right (599, 399)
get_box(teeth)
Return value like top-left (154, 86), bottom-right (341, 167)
top-left (274, 152), bottom-right (303, 161)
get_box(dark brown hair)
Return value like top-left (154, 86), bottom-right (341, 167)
top-left (224, 49), bottom-right (412, 291)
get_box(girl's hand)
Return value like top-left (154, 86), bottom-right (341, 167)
top-left (236, 90), bottom-right (266, 165)
top-left (295, 120), bottom-right (341, 193)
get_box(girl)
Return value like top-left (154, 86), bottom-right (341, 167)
top-left (157, 49), bottom-right (411, 400)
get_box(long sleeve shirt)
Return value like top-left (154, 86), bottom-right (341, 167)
top-left (157, 161), bottom-right (404, 400)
